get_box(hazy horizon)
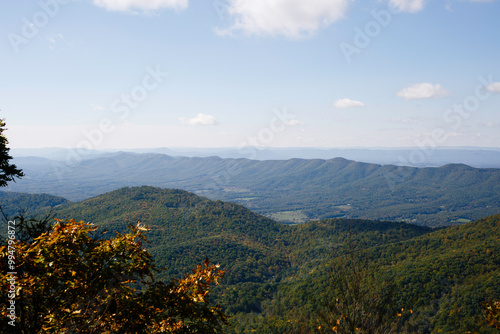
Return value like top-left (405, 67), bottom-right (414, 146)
top-left (10, 145), bottom-right (500, 151)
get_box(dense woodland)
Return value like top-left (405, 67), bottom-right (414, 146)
top-left (3, 186), bottom-right (498, 333)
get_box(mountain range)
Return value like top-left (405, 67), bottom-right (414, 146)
top-left (5, 152), bottom-right (500, 227)
top-left (11, 147), bottom-right (500, 167)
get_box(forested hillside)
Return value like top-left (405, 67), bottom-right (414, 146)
top-left (41, 186), bottom-right (500, 333)
top-left (248, 214), bottom-right (500, 333)
top-left (0, 191), bottom-right (68, 218)
top-left (8, 153), bottom-right (500, 226)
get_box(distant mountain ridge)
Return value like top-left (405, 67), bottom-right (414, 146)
top-left (6, 152), bottom-right (500, 226)
top-left (11, 146), bottom-right (500, 167)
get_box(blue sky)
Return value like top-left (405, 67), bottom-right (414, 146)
top-left (1, 0), bottom-right (499, 149)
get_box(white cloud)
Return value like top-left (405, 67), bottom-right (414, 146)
top-left (333, 98), bottom-right (366, 108)
top-left (397, 83), bottom-right (450, 100)
top-left (389, 0), bottom-right (426, 13)
top-left (93, 0), bottom-right (188, 12)
top-left (287, 119), bottom-right (303, 126)
top-left (217, 0), bottom-right (349, 39)
top-left (486, 82), bottom-right (500, 93)
top-left (179, 113), bottom-right (219, 126)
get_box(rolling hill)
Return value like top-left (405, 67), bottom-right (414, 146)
top-left (20, 186), bottom-right (495, 333)
top-left (0, 190), bottom-right (69, 219)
